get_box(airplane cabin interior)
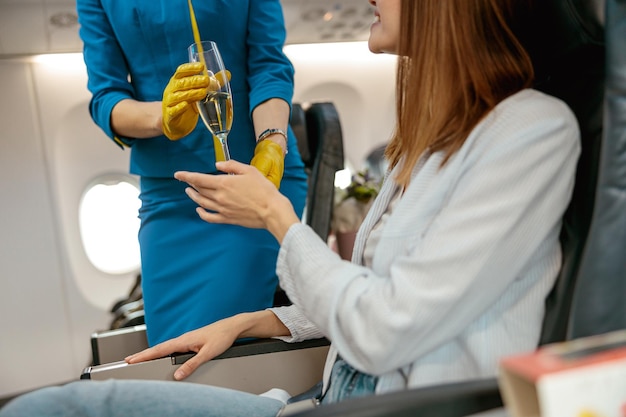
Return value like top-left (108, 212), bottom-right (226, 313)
top-left (0, 0), bottom-right (624, 416)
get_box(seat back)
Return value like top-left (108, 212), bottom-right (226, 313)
top-left (290, 101), bottom-right (345, 241)
top-left (523, 0), bottom-right (608, 345)
top-left (292, 103), bottom-right (311, 168)
top-left (567, 0), bottom-right (626, 339)
top-left (301, 102), bottom-right (345, 242)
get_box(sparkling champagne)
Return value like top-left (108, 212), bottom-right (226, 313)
top-left (197, 91), bottom-right (233, 136)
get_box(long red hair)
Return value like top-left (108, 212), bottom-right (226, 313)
top-left (385, 0), bottom-right (534, 186)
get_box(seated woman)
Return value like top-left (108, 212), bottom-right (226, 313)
top-left (0, 0), bottom-right (580, 416)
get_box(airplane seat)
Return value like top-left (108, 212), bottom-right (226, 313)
top-left (292, 102), bottom-right (311, 168)
top-left (83, 102), bottom-right (345, 395)
top-left (289, 0), bottom-right (626, 415)
top-left (567, 0), bottom-right (626, 341)
top-left (302, 102), bottom-right (345, 243)
top-left (527, 0), bottom-right (606, 346)
top-left (108, 274), bottom-right (145, 330)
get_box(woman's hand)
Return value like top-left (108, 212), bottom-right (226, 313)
top-left (124, 310), bottom-right (290, 380)
top-left (125, 317), bottom-right (240, 380)
top-left (175, 160), bottom-right (300, 242)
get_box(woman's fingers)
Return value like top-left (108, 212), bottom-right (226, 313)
top-left (125, 338), bottom-right (188, 364)
top-left (195, 206), bottom-right (232, 225)
top-left (214, 160), bottom-right (250, 175)
top-left (175, 163), bottom-right (275, 229)
top-left (173, 350), bottom-right (212, 380)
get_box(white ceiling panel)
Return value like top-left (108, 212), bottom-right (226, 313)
top-left (0, 1), bottom-right (78, 56)
top-left (282, 0), bottom-right (373, 44)
top-left (0, 4), bottom-right (48, 55)
top-left (0, 0), bottom-right (45, 4)
top-left (0, 0), bottom-right (374, 57)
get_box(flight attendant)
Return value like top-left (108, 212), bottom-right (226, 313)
top-left (75, 0), bottom-right (307, 346)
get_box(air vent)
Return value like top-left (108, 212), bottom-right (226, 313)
top-left (49, 11), bottom-right (78, 28)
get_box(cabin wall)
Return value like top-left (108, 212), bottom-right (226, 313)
top-left (0, 56), bottom-right (134, 398)
top-left (0, 58), bottom-right (88, 396)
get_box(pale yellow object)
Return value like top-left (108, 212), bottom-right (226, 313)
top-left (577, 411), bottom-right (603, 417)
top-left (208, 70), bottom-right (232, 161)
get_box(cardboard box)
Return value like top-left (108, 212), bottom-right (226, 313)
top-left (498, 330), bottom-right (626, 417)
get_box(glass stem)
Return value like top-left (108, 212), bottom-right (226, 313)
top-left (217, 133), bottom-right (231, 161)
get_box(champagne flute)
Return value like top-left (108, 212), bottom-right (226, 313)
top-left (188, 41), bottom-right (233, 161)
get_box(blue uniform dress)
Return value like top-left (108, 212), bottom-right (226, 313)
top-left (76, 0), bottom-right (308, 345)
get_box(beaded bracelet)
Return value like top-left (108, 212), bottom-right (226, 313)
top-left (257, 128), bottom-right (288, 154)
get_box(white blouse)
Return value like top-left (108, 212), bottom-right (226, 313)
top-left (270, 89), bottom-right (580, 395)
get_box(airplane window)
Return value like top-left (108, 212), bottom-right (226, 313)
top-left (79, 175), bottom-right (141, 274)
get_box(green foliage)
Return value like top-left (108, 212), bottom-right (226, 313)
top-left (337, 170), bottom-right (381, 205)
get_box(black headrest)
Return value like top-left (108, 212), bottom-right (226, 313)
top-left (291, 103), bottom-right (311, 167)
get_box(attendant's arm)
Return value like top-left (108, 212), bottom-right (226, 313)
top-left (111, 62), bottom-right (211, 140)
top-left (246, 0), bottom-right (294, 187)
top-left (246, 0), bottom-right (294, 118)
top-left (78, 0), bottom-right (205, 144)
top-left (77, 0), bottom-right (141, 146)
top-left (126, 309), bottom-right (290, 380)
top-left (110, 99), bottom-right (163, 139)
top-left (251, 98), bottom-right (290, 154)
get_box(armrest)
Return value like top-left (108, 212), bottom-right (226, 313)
top-left (91, 324), bottom-right (149, 365)
top-left (82, 337), bottom-right (330, 396)
top-left (290, 377), bottom-right (505, 417)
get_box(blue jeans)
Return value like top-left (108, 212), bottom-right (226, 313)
top-left (321, 358), bottom-right (378, 405)
top-left (0, 360), bottom-right (377, 416)
top-left (0, 380), bottom-right (284, 417)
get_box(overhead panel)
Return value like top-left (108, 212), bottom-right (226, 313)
top-left (0, 0), bottom-right (374, 57)
top-left (281, 0), bottom-right (373, 44)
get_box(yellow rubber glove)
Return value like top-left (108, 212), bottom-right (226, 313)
top-left (161, 62), bottom-right (209, 140)
top-left (212, 70), bottom-right (231, 90)
top-left (250, 140), bottom-right (285, 189)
